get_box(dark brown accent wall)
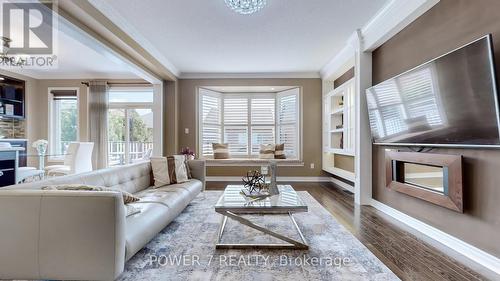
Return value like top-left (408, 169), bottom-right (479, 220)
top-left (372, 0), bottom-right (500, 257)
top-left (334, 67), bottom-right (355, 88)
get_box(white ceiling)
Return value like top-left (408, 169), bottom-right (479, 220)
top-left (9, 20), bottom-right (140, 80)
top-left (90, 0), bottom-right (389, 76)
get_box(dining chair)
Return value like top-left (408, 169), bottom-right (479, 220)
top-left (45, 142), bottom-right (94, 176)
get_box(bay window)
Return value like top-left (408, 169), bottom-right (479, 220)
top-left (199, 87), bottom-right (300, 159)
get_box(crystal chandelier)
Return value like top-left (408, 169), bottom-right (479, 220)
top-left (224, 0), bottom-right (266, 15)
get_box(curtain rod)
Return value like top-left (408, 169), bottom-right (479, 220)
top-left (81, 81), bottom-right (152, 87)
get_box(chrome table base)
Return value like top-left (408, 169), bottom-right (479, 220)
top-left (215, 210), bottom-right (309, 250)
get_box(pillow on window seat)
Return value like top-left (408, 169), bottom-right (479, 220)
top-left (212, 143), bottom-right (229, 159)
top-left (274, 143), bottom-right (286, 159)
top-left (259, 144), bottom-right (275, 159)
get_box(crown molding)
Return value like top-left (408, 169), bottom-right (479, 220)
top-left (179, 72), bottom-right (321, 80)
top-left (59, 0), bottom-right (179, 81)
top-left (320, 31), bottom-right (360, 80)
top-left (320, 0), bottom-right (440, 79)
top-left (362, 0), bottom-right (440, 51)
top-left (86, 0), bottom-right (180, 78)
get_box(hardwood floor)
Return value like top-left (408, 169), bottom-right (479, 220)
top-left (206, 181), bottom-right (495, 281)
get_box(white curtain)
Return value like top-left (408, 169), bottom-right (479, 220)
top-left (88, 81), bottom-right (109, 169)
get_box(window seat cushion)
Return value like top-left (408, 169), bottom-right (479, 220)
top-left (205, 158), bottom-right (303, 167)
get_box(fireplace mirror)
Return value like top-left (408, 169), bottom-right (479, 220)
top-left (402, 163), bottom-right (445, 194)
top-left (386, 151), bottom-right (463, 212)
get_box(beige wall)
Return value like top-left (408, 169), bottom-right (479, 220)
top-left (372, 0), bottom-right (500, 257)
top-left (163, 80), bottom-right (179, 155)
top-left (178, 78), bottom-right (326, 177)
top-left (36, 80), bottom-right (89, 142)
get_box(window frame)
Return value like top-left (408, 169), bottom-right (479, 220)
top-left (198, 87), bottom-right (302, 161)
top-left (47, 87), bottom-right (80, 161)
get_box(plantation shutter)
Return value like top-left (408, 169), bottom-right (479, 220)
top-left (277, 89), bottom-right (299, 159)
top-left (251, 98), bottom-right (275, 154)
top-left (200, 89), bottom-right (222, 156)
top-left (223, 98), bottom-right (248, 154)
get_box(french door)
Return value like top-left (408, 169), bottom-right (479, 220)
top-left (108, 106), bottom-right (153, 166)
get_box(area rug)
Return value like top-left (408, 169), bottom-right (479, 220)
top-left (118, 191), bottom-right (400, 281)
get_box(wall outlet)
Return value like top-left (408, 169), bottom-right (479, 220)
top-left (261, 166), bottom-right (268, 175)
top-left (184, 128), bottom-right (189, 134)
top-left (310, 163), bottom-right (315, 169)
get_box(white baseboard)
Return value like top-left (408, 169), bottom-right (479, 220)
top-left (330, 177), bottom-right (354, 193)
top-left (370, 199), bottom-right (500, 276)
top-left (206, 176), bottom-right (333, 182)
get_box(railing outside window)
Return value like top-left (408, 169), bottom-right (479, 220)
top-left (108, 141), bottom-right (153, 166)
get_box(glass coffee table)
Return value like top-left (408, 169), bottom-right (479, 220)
top-left (214, 185), bottom-right (308, 250)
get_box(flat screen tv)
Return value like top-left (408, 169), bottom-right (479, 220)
top-left (366, 34), bottom-right (500, 147)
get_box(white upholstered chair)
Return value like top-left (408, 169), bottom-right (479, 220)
top-left (44, 142), bottom-right (94, 176)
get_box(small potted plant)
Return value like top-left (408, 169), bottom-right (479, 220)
top-left (180, 147), bottom-right (195, 160)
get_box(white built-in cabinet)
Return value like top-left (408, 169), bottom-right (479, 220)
top-left (323, 77), bottom-right (356, 182)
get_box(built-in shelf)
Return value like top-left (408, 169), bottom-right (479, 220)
top-left (323, 75), bottom-right (356, 183)
top-left (326, 88), bottom-right (347, 97)
top-left (0, 98), bottom-right (22, 103)
top-left (331, 107), bottom-right (344, 115)
top-left (323, 167), bottom-right (355, 182)
top-left (0, 75), bottom-right (25, 119)
top-left (329, 148), bottom-right (355, 156)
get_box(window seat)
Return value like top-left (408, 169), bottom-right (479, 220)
top-left (205, 158), bottom-right (304, 167)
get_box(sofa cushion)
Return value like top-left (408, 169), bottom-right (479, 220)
top-left (124, 202), bottom-right (172, 260)
top-left (124, 179), bottom-right (203, 260)
top-left (99, 163), bottom-right (152, 194)
top-left (134, 179), bottom-right (203, 207)
top-left (151, 156), bottom-right (189, 187)
top-left (168, 155), bottom-right (189, 184)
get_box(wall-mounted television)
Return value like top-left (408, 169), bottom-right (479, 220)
top-left (366, 34), bottom-right (500, 148)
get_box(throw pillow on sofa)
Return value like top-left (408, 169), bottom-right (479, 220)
top-left (42, 184), bottom-right (140, 204)
top-left (151, 155), bottom-right (190, 187)
top-left (259, 144), bottom-right (275, 159)
top-left (274, 143), bottom-right (286, 159)
top-left (212, 143), bottom-right (229, 159)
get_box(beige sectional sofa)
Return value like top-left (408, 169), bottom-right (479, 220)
top-left (0, 160), bottom-right (205, 281)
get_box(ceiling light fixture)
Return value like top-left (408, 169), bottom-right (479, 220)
top-left (1, 37), bottom-right (26, 67)
top-left (224, 0), bottom-right (266, 15)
